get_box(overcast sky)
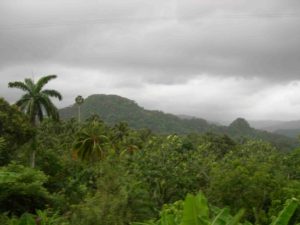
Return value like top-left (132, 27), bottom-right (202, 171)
top-left (1, 0), bottom-right (300, 122)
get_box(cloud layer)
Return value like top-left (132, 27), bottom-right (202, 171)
top-left (1, 0), bottom-right (300, 121)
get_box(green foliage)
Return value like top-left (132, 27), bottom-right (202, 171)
top-left (70, 159), bottom-right (154, 225)
top-left (2, 94), bottom-right (300, 225)
top-left (181, 193), bottom-right (210, 225)
top-left (207, 141), bottom-right (286, 224)
top-left (0, 98), bottom-right (33, 165)
top-left (270, 198), bottom-right (298, 225)
top-left (12, 213), bottom-right (35, 225)
top-left (0, 164), bottom-right (50, 215)
top-left (136, 193), bottom-right (299, 225)
top-left (73, 120), bottom-right (110, 161)
top-left (134, 193), bottom-right (245, 225)
top-left (0, 137), bottom-right (5, 151)
top-left (285, 147), bottom-right (300, 180)
top-left (35, 209), bottom-right (66, 225)
top-left (1, 210), bottom-right (66, 225)
top-left (129, 135), bottom-right (209, 210)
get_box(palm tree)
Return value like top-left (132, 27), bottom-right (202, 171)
top-left (75, 95), bottom-right (84, 123)
top-left (73, 120), bottom-right (110, 162)
top-left (8, 75), bottom-right (62, 167)
top-left (112, 122), bottom-right (130, 144)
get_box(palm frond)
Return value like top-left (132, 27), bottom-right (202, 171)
top-left (39, 94), bottom-right (60, 121)
top-left (8, 81), bottom-right (30, 92)
top-left (24, 78), bottom-right (35, 92)
top-left (41, 89), bottom-right (62, 100)
top-left (36, 75), bottom-right (57, 92)
top-left (15, 94), bottom-right (31, 108)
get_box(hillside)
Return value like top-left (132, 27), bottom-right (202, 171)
top-left (59, 94), bottom-right (298, 151)
top-left (59, 94), bottom-right (216, 134)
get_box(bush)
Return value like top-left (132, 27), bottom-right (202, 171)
top-left (0, 163), bottom-right (51, 215)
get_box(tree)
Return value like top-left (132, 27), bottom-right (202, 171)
top-left (75, 95), bottom-right (84, 123)
top-left (8, 75), bottom-right (62, 167)
top-left (0, 163), bottom-right (50, 215)
top-left (0, 98), bottom-right (33, 165)
top-left (73, 120), bottom-right (110, 162)
top-left (207, 141), bottom-right (285, 224)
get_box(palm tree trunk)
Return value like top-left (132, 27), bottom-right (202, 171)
top-left (30, 118), bottom-right (37, 168)
top-left (31, 149), bottom-right (36, 168)
top-left (78, 105), bottom-right (81, 123)
top-left (30, 134), bottom-right (37, 168)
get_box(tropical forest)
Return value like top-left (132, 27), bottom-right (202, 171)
top-left (0, 74), bottom-right (300, 225)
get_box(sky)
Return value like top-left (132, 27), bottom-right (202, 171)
top-left (1, 0), bottom-right (300, 122)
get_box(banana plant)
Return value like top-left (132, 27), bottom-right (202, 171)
top-left (180, 193), bottom-right (244, 225)
top-left (134, 193), bottom-right (299, 225)
top-left (270, 198), bottom-right (299, 225)
top-left (133, 193), bottom-right (244, 225)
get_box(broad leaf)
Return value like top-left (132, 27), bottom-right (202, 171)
top-left (271, 198), bottom-right (298, 225)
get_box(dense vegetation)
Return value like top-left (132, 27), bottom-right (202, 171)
top-left (1, 77), bottom-right (300, 225)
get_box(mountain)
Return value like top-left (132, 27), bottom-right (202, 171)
top-left (59, 94), bottom-right (298, 151)
top-left (59, 94), bottom-right (216, 134)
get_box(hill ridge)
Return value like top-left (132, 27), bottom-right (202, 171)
top-left (59, 94), bottom-right (298, 151)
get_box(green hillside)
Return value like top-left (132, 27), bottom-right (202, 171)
top-left (59, 94), bottom-right (217, 134)
top-left (59, 94), bottom-right (298, 151)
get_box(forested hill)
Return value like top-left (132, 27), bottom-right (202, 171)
top-left (59, 94), bottom-right (215, 133)
top-left (59, 94), bottom-right (298, 150)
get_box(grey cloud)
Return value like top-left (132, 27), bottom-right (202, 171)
top-left (1, 0), bottom-right (300, 121)
top-left (1, 0), bottom-right (300, 84)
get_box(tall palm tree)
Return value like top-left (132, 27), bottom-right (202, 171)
top-left (8, 75), bottom-right (62, 167)
top-left (75, 95), bottom-right (84, 123)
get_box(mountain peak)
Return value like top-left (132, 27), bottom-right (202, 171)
top-left (229, 118), bottom-right (252, 130)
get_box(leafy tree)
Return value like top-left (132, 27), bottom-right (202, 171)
top-left (0, 98), bottom-right (33, 165)
top-left (0, 163), bottom-right (50, 215)
top-left (207, 141), bottom-right (286, 224)
top-left (129, 135), bottom-right (209, 210)
top-left (70, 159), bottom-right (154, 225)
top-left (285, 147), bottom-right (300, 180)
top-left (8, 75), bottom-right (62, 167)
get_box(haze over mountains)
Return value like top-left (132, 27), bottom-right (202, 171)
top-left (246, 121), bottom-right (300, 138)
top-left (59, 94), bottom-right (299, 151)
